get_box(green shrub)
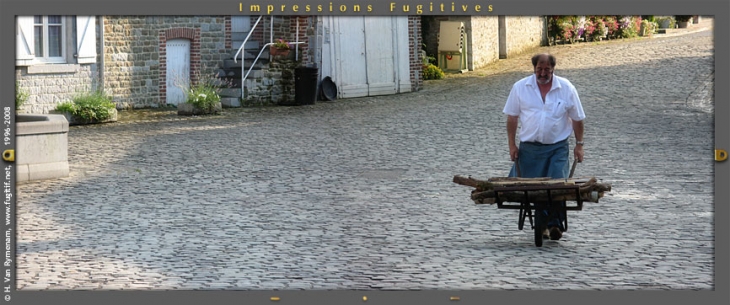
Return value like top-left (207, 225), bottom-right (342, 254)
top-left (177, 68), bottom-right (232, 112)
top-left (186, 78), bottom-right (221, 111)
top-left (56, 90), bottom-right (115, 122)
top-left (423, 64), bottom-right (445, 80)
top-left (426, 55), bottom-right (437, 66)
top-left (15, 81), bottom-right (29, 110)
top-left (640, 19), bottom-right (658, 37)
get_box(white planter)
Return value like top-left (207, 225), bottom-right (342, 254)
top-left (53, 108), bottom-right (118, 126)
top-left (177, 102), bottom-right (223, 115)
top-left (16, 114), bottom-right (70, 183)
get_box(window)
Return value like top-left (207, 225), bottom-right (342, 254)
top-left (17, 15), bottom-right (96, 67)
top-left (33, 15), bottom-right (66, 63)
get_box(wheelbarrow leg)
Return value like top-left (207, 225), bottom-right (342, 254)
top-left (533, 203), bottom-right (545, 247)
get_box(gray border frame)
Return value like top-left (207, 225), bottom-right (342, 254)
top-left (1, 0), bottom-right (727, 304)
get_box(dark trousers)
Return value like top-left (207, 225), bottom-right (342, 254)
top-left (508, 139), bottom-right (569, 229)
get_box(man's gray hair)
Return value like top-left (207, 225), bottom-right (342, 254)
top-left (531, 53), bottom-right (556, 68)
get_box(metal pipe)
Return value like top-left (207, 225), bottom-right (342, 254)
top-left (99, 16), bottom-right (104, 94)
top-left (296, 17), bottom-right (299, 61)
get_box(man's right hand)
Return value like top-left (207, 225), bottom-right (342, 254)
top-left (509, 144), bottom-right (519, 161)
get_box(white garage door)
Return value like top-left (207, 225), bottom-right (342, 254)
top-left (322, 16), bottom-right (411, 99)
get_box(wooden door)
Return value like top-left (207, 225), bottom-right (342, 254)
top-left (325, 16), bottom-right (408, 99)
top-left (363, 17), bottom-right (397, 96)
top-left (166, 39), bottom-right (190, 105)
top-left (334, 17), bottom-right (368, 98)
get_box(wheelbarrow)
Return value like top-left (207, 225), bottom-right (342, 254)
top-left (493, 160), bottom-right (584, 247)
top-left (452, 160), bottom-right (611, 247)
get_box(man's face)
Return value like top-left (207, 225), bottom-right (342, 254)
top-left (534, 60), bottom-right (553, 85)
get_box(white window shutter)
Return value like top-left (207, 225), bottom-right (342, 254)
top-left (76, 16), bottom-right (97, 64)
top-left (16, 16), bottom-right (35, 66)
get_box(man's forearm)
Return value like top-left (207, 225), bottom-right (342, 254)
top-left (572, 120), bottom-right (584, 142)
top-left (507, 116), bottom-right (518, 145)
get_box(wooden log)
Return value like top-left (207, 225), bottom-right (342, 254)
top-left (472, 188), bottom-right (606, 203)
top-left (486, 177), bottom-right (554, 182)
top-left (454, 175), bottom-right (611, 204)
top-left (453, 176), bottom-right (488, 189)
top-left (468, 177), bottom-right (611, 204)
top-left (453, 175), bottom-right (593, 191)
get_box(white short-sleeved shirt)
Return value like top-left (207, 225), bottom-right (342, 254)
top-left (503, 74), bottom-right (586, 144)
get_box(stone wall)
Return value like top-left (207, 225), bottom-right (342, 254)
top-left (15, 64), bottom-right (98, 114)
top-left (408, 16), bottom-right (424, 92)
top-left (240, 16), bottom-right (309, 106)
top-left (469, 16), bottom-right (500, 70)
top-left (422, 16), bottom-right (545, 71)
top-left (243, 59), bottom-right (298, 106)
top-left (505, 16), bottom-right (546, 58)
top-left (103, 16), bottom-right (228, 108)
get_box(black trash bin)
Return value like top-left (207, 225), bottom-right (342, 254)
top-left (295, 67), bottom-right (319, 105)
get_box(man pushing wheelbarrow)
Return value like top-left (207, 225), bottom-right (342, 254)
top-left (453, 53), bottom-right (611, 247)
top-left (503, 53), bottom-right (586, 241)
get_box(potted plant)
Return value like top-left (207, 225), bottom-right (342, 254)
top-left (675, 15), bottom-right (692, 28)
top-left (655, 16), bottom-right (675, 29)
top-left (54, 89), bottom-right (118, 125)
top-left (270, 38), bottom-right (291, 57)
top-left (177, 69), bottom-right (231, 115)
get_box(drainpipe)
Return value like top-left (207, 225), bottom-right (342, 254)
top-left (296, 17), bottom-right (299, 61)
top-left (413, 17), bottom-right (419, 91)
top-left (270, 16), bottom-right (273, 50)
top-left (543, 16), bottom-right (548, 46)
top-left (99, 15), bottom-right (105, 94)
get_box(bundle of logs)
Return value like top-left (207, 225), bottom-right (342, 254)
top-left (452, 175), bottom-right (612, 204)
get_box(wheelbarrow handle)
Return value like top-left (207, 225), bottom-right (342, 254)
top-left (569, 159), bottom-right (578, 178)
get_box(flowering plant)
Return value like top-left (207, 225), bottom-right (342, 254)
top-left (640, 19), bottom-right (657, 37)
top-left (574, 16), bottom-right (587, 39)
top-left (273, 38), bottom-right (290, 49)
top-left (591, 18), bottom-right (607, 40)
top-left (603, 16), bottom-right (620, 39)
top-left (583, 20), bottom-right (595, 37)
top-left (175, 67), bottom-right (232, 112)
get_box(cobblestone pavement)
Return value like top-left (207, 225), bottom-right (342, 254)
top-left (16, 21), bottom-right (714, 290)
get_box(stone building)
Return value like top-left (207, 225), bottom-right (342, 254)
top-left (15, 16), bottom-right (100, 114)
top-left (15, 15), bottom-right (545, 114)
top-left (421, 16), bottom-right (546, 71)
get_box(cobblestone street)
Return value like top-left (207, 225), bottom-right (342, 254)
top-left (16, 21), bottom-right (714, 290)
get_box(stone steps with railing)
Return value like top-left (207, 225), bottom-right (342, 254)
top-left (217, 39), bottom-right (269, 108)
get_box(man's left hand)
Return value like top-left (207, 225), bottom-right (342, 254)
top-left (574, 145), bottom-right (584, 162)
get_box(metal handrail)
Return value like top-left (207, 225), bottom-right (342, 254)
top-left (233, 16), bottom-right (304, 100)
top-left (233, 16), bottom-right (263, 63)
top-left (234, 16), bottom-right (264, 99)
